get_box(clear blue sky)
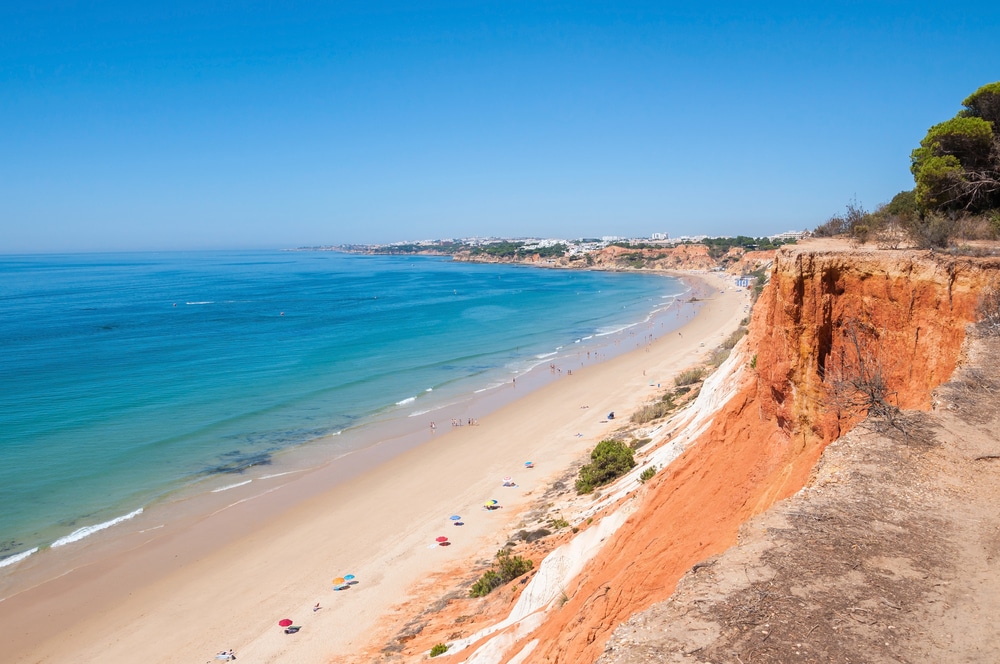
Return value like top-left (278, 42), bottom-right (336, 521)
top-left (2, 1), bottom-right (998, 253)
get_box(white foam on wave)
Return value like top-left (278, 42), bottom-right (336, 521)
top-left (51, 508), bottom-right (144, 548)
top-left (396, 396), bottom-right (417, 406)
top-left (0, 547), bottom-right (38, 569)
top-left (211, 480), bottom-right (252, 493)
top-left (185, 301), bottom-right (213, 305)
top-left (259, 470), bottom-right (304, 480)
top-left (425, 387), bottom-right (433, 392)
top-left (595, 320), bottom-right (640, 337)
top-left (535, 351), bottom-right (557, 359)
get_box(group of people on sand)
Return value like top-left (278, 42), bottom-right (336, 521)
top-left (214, 648), bottom-right (236, 661)
top-left (430, 417), bottom-right (479, 432)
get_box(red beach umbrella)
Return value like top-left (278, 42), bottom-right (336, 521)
top-left (435, 536), bottom-right (449, 542)
top-left (278, 619), bottom-right (293, 627)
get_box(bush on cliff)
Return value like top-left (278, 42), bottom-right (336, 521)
top-left (674, 367), bottom-right (706, 386)
top-left (576, 439), bottom-right (636, 494)
top-left (469, 548), bottom-right (534, 597)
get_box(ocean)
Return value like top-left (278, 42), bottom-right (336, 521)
top-left (0, 250), bottom-right (686, 570)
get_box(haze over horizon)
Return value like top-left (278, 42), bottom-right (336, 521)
top-left (3, 2), bottom-right (999, 254)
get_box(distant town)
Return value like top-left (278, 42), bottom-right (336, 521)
top-left (295, 230), bottom-right (808, 257)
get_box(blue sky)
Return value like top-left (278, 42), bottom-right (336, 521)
top-left (2, 2), bottom-right (998, 253)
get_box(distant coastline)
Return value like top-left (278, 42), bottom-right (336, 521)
top-left (292, 234), bottom-right (794, 275)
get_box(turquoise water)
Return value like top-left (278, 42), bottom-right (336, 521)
top-left (0, 250), bottom-right (684, 566)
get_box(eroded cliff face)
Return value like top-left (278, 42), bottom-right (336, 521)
top-left (482, 246), bottom-right (998, 663)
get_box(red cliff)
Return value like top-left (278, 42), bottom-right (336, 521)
top-left (470, 244), bottom-right (998, 663)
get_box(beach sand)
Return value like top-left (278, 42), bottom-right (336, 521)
top-left (2, 271), bottom-right (748, 664)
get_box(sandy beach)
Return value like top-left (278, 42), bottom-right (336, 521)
top-left (2, 270), bottom-right (748, 664)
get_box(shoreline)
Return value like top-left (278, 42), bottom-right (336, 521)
top-left (0, 265), bottom-right (688, 576)
top-left (2, 269), bottom-right (749, 664)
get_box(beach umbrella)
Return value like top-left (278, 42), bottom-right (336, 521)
top-left (449, 515), bottom-right (461, 521)
top-left (332, 577), bottom-right (345, 585)
top-left (503, 476), bottom-right (512, 483)
top-left (278, 619), bottom-right (293, 627)
top-left (436, 536), bottom-right (448, 542)
top-left (344, 574), bottom-right (355, 581)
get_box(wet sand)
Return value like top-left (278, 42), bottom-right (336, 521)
top-left (1, 270), bottom-right (749, 664)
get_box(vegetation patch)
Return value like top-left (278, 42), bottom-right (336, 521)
top-left (674, 367), bottom-right (706, 387)
top-left (639, 465), bottom-right (658, 483)
top-left (469, 549), bottom-right (534, 597)
top-left (707, 347), bottom-right (731, 368)
top-left (430, 643), bottom-right (448, 657)
top-left (814, 81), bottom-right (1000, 249)
top-left (630, 400), bottom-right (676, 424)
top-left (721, 327), bottom-right (747, 349)
top-left (576, 439), bottom-right (636, 494)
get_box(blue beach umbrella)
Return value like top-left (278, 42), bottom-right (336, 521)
top-left (449, 515), bottom-right (461, 521)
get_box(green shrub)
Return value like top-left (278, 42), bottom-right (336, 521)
top-left (549, 518), bottom-right (570, 529)
top-left (630, 400), bottom-right (675, 424)
top-left (430, 643), bottom-right (448, 657)
top-left (639, 465), bottom-right (658, 483)
top-left (576, 439), bottom-right (636, 494)
top-left (674, 367), bottom-right (706, 386)
top-left (469, 549), bottom-right (534, 597)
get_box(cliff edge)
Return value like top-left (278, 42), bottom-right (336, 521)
top-left (368, 242), bottom-right (1000, 664)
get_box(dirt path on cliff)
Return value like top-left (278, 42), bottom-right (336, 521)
top-left (599, 335), bottom-right (1000, 664)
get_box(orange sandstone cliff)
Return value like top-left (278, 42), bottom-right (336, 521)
top-left (454, 244), bottom-right (999, 663)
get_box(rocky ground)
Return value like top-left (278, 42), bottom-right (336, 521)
top-left (598, 334), bottom-right (1000, 664)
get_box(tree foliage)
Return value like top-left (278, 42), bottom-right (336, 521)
top-left (575, 439), bottom-right (636, 494)
top-left (911, 81), bottom-right (1000, 214)
top-left (469, 549), bottom-right (534, 597)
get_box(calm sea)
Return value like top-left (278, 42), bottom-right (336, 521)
top-left (0, 250), bottom-right (685, 568)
